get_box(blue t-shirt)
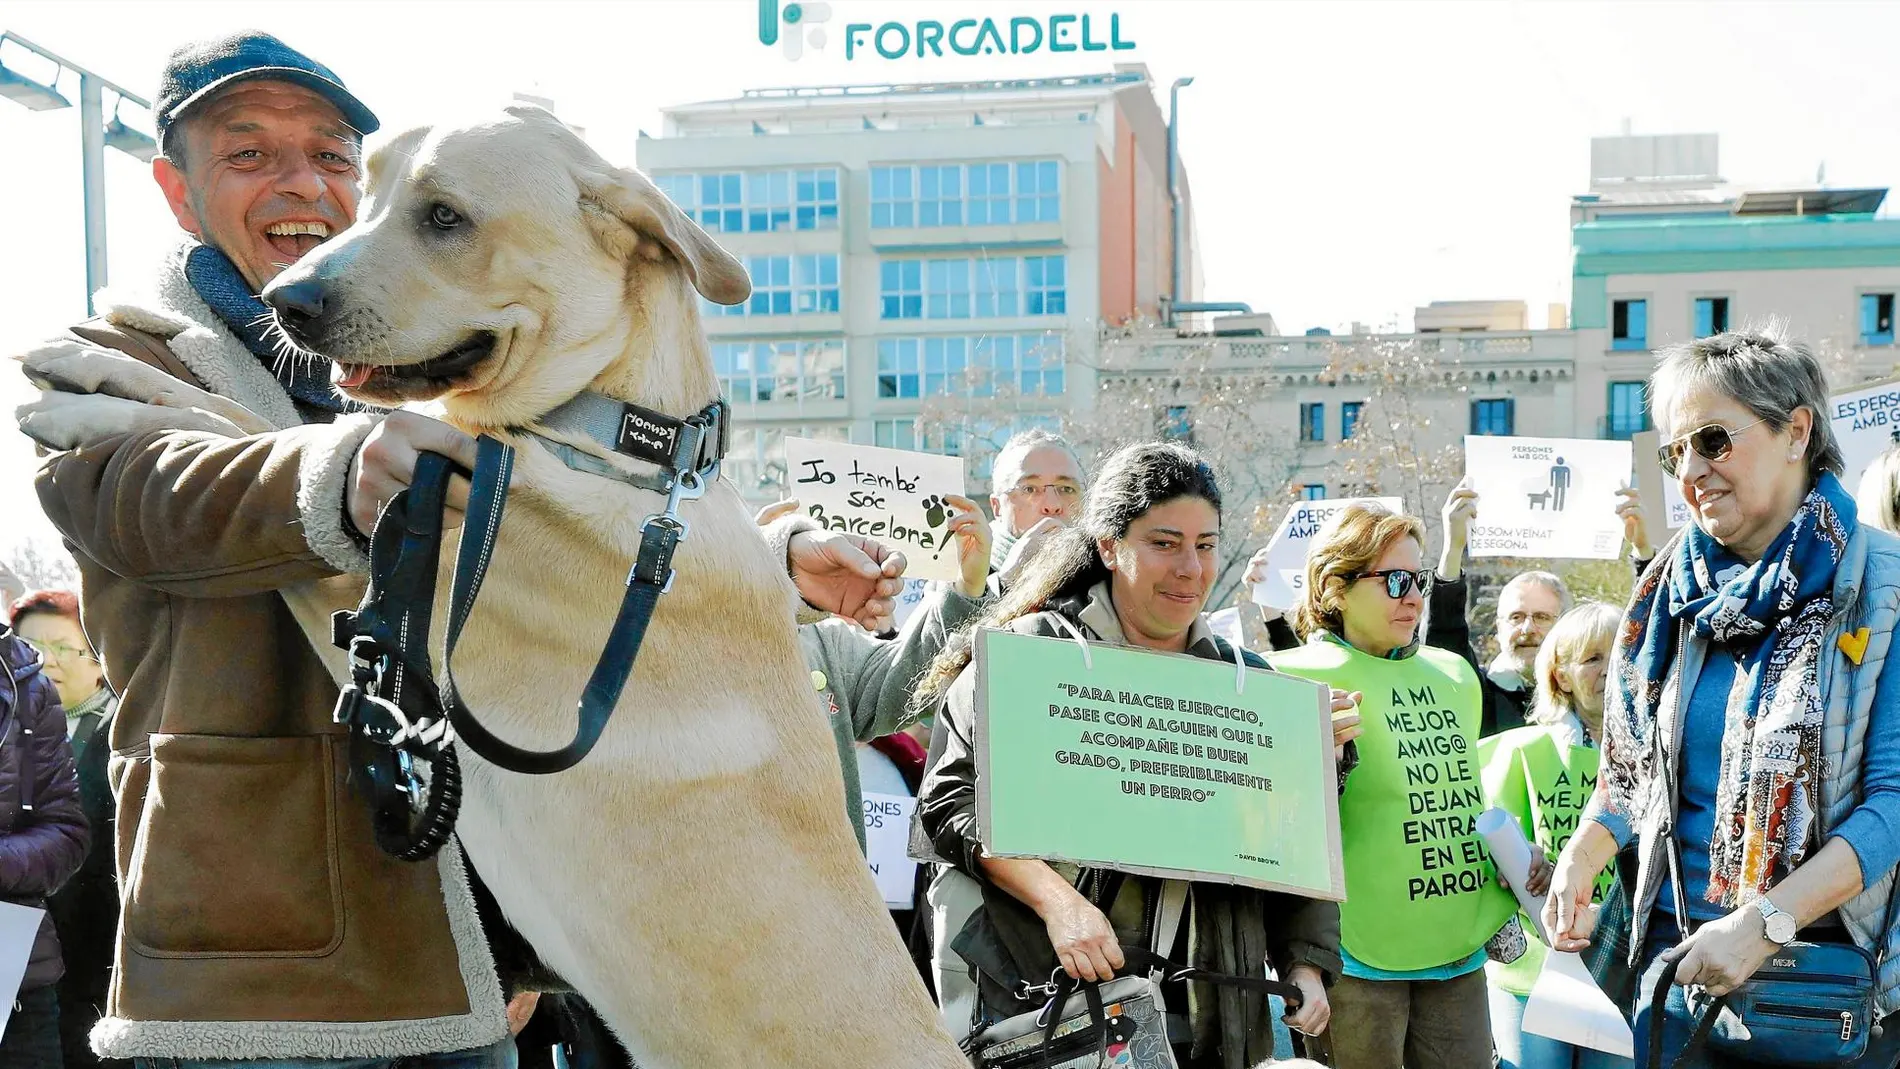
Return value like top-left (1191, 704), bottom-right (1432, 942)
top-left (1662, 651), bottom-right (1738, 922)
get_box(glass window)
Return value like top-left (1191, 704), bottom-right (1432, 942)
top-left (698, 172), bottom-right (744, 233)
top-left (923, 336), bottom-right (968, 395)
top-left (1024, 255), bottom-right (1066, 315)
top-left (874, 418), bottom-right (917, 451)
top-left (1019, 332), bottom-right (1065, 396)
top-left (1471, 398), bottom-right (1515, 436)
top-left (871, 166), bottom-right (914, 228)
top-left (968, 162), bottom-right (1012, 225)
top-left (1299, 402), bottom-right (1325, 443)
top-left (794, 254), bottom-right (840, 314)
top-left (1014, 160), bottom-right (1060, 222)
top-left (877, 338), bottom-right (920, 398)
top-left (1693, 296), bottom-right (1729, 337)
top-left (747, 255), bottom-right (792, 316)
top-left (1341, 401), bottom-right (1364, 440)
top-left (1612, 299), bottom-right (1648, 350)
top-left (746, 172), bottom-right (791, 233)
top-left (880, 260), bottom-right (924, 319)
top-left (1863, 294), bottom-right (1895, 345)
top-left (975, 257), bottom-right (1020, 317)
top-left (919, 165), bottom-right (963, 227)
top-left (1607, 381), bottom-right (1649, 439)
top-left (794, 168), bottom-right (839, 230)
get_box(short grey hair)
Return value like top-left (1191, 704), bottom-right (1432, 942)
top-left (1500, 571), bottom-right (1572, 615)
top-left (991, 428), bottom-right (1082, 490)
top-left (1649, 328), bottom-right (1844, 481)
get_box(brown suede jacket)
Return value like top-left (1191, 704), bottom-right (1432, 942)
top-left (27, 247), bottom-right (505, 1061)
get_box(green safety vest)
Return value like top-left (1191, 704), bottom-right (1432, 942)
top-left (1274, 639), bottom-right (1516, 971)
top-left (1477, 724), bottom-right (1612, 995)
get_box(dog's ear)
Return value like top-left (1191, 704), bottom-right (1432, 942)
top-left (576, 164), bottom-right (751, 307)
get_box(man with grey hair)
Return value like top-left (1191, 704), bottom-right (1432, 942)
top-left (1431, 482), bottom-right (1574, 736)
top-left (985, 428), bottom-right (1085, 588)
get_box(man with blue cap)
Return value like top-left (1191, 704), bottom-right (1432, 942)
top-left (20, 31), bottom-right (513, 1069)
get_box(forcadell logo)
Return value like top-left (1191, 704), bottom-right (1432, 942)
top-left (759, 1), bottom-right (1134, 61)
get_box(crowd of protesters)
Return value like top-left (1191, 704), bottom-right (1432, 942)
top-left (9, 25), bottom-right (1900, 1069)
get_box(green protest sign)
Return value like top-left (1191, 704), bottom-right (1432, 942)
top-left (974, 628), bottom-right (1345, 900)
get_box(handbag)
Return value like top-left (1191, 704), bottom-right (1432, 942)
top-left (1646, 829), bottom-right (1899, 1068)
top-left (965, 948), bottom-right (1302, 1069)
top-left (1645, 941), bottom-right (1878, 1069)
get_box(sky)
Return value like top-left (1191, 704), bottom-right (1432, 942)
top-left (3, 0), bottom-right (1900, 559)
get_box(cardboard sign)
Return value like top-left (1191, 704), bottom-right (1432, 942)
top-left (862, 791), bottom-right (921, 908)
top-left (1523, 950), bottom-right (1636, 1057)
top-left (1464, 436), bottom-right (1633, 560)
top-left (0, 901), bottom-right (42, 1041)
top-left (1251, 497), bottom-right (1405, 610)
top-left (1631, 430), bottom-right (1692, 531)
top-left (890, 578), bottom-right (931, 632)
top-left (783, 438), bottom-right (966, 583)
top-left (974, 628), bottom-right (1345, 899)
top-left (1832, 375), bottom-right (1900, 496)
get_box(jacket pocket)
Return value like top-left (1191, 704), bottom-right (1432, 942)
top-left (123, 733), bottom-right (343, 958)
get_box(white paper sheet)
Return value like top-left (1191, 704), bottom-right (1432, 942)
top-left (1522, 948), bottom-right (1636, 1058)
top-left (1477, 806), bottom-right (1549, 944)
top-left (1249, 497), bottom-right (1403, 609)
top-left (0, 900), bottom-right (45, 1041)
top-left (1464, 436), bottom-right (1633, 560)
top-left (862, 791), bottom-right (921, 908)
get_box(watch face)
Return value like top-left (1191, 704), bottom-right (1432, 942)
top-left (1769, 914), bottom-right (1798, 943)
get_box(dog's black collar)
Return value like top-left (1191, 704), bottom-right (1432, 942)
top-left (523, 392), bottom-right (728, 490)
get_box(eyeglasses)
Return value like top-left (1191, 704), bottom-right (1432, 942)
top-left (1658, 417), bottom-right (1770, 477)
top-left (1503, 611), bottom-right (1558, 630)
top-left (1004, 482), bottom-right (1081, 500)
top-left (1350, 568), bottom-right (1434, 600)
top-left (21, 637), bottom-right (86, 660)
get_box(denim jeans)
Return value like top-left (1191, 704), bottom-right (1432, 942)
top-left (136, 1037), bottom-right (516, 1069)
top-left (1633, 926), bottom-right (1900, 1069)
top-left (1, 986), bottom-right (64, 1069)
top-left (1489, 984), bottom-right (1633, 1069)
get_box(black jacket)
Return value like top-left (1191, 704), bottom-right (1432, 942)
top-left (0, 630), bottom-right (90, 993)
top-left (1425, 572), bottom-right (1529, 738)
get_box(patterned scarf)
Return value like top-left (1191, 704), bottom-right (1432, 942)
top-left (1604, 473), bottom-right (1853, 907)
top-left (184, 243), bottom-right (348, 418)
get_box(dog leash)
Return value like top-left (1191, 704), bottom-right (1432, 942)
top-left (330, 397), bottom-right (727, 859)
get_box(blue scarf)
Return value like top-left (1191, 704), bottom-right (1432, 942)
top-left (1603, 472), bottom-right (1854, 907)
top-left (184, 243), bottom-right (347, 417)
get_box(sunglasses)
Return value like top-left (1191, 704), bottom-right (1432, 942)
top-left (1658, 417), bottom-right (1769, 477)
top-left (1351, 568), bottom-right (1433, 600)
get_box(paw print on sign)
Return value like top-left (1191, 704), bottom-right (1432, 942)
top-left (921, 495), bottom-right (950, 561)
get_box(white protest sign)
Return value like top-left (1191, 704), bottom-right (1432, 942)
top-left (784, 438), bottom-right (966, 583)
top-left (1832, 376), bottom-right (1900, 495)
top-left (890, 578), bottom-right (931, 632)
top-left (0, 901), bottom-right (43, 1040)
top-left (1205, 606), bottom-right (1246, 649)
top-left (1522, 949), bottom-right (1635, 1058)
top-left (1632, 430), bottom-right (1692, 531)
top-left (862, 792), bottom-right (920, 908)
top-left (1464, 436), bottom-right (1633, 560)
top-left (1251, 497), bottom-right (1404, 610)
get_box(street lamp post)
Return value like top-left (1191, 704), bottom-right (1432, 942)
top-left (1166, 75), bottom-right (1194, 327)
top-left (0, 32), bottom-right (156, 315)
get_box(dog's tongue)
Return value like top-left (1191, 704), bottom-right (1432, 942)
top-left (333, 363), bottom-right (375, 389)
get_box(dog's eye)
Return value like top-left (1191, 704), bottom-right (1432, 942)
top-left (429, 204), bottom-right (464, 231)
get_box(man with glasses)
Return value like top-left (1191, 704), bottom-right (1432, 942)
top-left (986, 429), bottom-right (1086, 590)
top-left (1430, 483), bottom-right (1573, 736)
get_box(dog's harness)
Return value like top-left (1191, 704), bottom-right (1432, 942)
top-left (329, 395), bottom-right (727, 860)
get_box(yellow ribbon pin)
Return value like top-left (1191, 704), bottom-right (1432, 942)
top-left (1839, 627), bottom-right (1872, 666)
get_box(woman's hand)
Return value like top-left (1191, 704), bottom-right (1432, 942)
top-left (1616, 485), bottom-right (1655, 560)
top-left (1669, 906), bottom-right (1779, 997)
top-left (1282, 964), bottom-right (1331, 1036)
top-left (1544, 826), bottom-right (1614, 951)
top-left (1328, 689), bottom-right (1363, 763)
top-left (943, 494), bottom-right (992, 599)
top-left (1500, 852), bottom-right (1555, 897)
top-left (1042, 892), bottom-right (1125, 982)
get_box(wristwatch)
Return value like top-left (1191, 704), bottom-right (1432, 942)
top-left (1755, 896), bottom-right (1799, 944)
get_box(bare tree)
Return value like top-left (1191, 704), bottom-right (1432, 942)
top-left (921, 320), bottom-right (1305, 608)
top-left (3, 537), bottom-right (78, 598)
top-left (1324, 336), bottom-right (1467, 521)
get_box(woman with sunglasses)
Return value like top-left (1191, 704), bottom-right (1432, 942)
top-left (1273, 502), bottom-right (1517, 1069)
top-left (1545, 330), bottom-right (1900, 1066)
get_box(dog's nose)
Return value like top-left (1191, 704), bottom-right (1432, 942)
top-left (265, 279), bottom-right (328, 343)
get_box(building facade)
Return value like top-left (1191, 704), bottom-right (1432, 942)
top-left (635, 65), bottom-right (1194, 500)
